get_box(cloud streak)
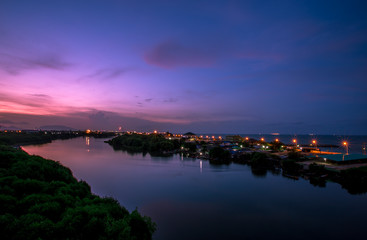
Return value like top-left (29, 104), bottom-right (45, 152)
top-left (78, 67), bottom-right (131, 81)
top-left (144, 40), bottom-right (219, 68)
top-left (0, 52), bottom-right (72, 75)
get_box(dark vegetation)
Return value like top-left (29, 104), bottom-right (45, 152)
top-left (232, 152), bottom-right (281, 177)
top-left (209, 147), bottom-right (231, 164)
top-left (0, 145), bottom-right (155, 239)
top-left (0, 132), bottom-right (78, 146)
top-left (107, 133), bottom-right (182, 156)
top-left (331, 167), bottom-right (367, 194)
top-left (0, 131), bottom-right (117, 146)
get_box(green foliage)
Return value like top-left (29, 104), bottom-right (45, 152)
top-left (0, 131), bottom-right (83, 146)
top-left (250, 152), bottom-right (268, 165)
top-left (108, 133), bottom-right (178, 155)
top-left (232, 153), bottom-right (252, 164)
top-left (0, 145), bottom-right (155, 239)
top-left (183, 142), bottom-right (197, 152)
top-left (281, 159), bottom-right (302, 175)
top-left (209, 146), bottom-right (231, 164)
top-left (0, 132), bottom-right (51, 145)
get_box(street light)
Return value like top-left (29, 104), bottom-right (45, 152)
top-left (312, 140), bottom-right (319, 153)
top-left (293, 139), bottom-right (297, 149)
top-left (261, 138), bottom-right (264, 142)
top-left (343, 141), bottom-right (348, 155)
top-left (275, 138), bottom-right (279, 142)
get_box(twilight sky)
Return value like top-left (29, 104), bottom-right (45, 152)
top-left (1, 0), bottom-right (366, 134)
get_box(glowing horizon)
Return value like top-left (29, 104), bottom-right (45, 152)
top-left (1, 0), bottom-right (366, 134)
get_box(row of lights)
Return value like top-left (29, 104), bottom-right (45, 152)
top-left (249, 137), bottom-right (348, 149)
top-left (1, 130), bottom-right (22, 133)
top-left (154, 131), bottom-right (350, 153)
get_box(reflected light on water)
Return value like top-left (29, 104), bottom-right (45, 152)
top-left (21, 137), bottom-right (367, 240)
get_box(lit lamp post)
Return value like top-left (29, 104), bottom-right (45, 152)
top-left (313, 139), bottom-right (321, 153)
top-left (275, 138), bottom-right (279, 142)
top-left (261, 138), bottom-right (265, 142)
top-left (293, 139), bottom-right (297, 149)
top-left (343, 141), bottom-right (348, 155)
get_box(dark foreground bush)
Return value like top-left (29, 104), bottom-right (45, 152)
top-left (281, 159), bottom-right (303, 175)
top-left (209, 146), bottom-right (231, 164)
top-left (0, 145), bottom-right (155, 240)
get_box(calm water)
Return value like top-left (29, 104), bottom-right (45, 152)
top-left (23, 137), bottom-right (367, 240)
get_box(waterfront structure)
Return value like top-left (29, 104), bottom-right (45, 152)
top-left (321, 154), bottom-right (367, 164)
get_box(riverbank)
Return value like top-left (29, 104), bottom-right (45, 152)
top-left (0, 130), bottom-right (118, 147)
top-left (0, 136), bottom-right (155, 239)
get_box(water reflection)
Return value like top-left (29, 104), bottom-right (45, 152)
top-left (22, 137), bottom-right (367, 240)
top-left (86, 136), bottom-right (90, 152)
top-left (250, 167), bottom-right (267, 178)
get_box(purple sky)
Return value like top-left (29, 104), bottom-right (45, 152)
top-left (1, 0), bottom-right (366, 134)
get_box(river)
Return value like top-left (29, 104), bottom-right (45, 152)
top-left (22, 137), bottom-right (367, 240)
